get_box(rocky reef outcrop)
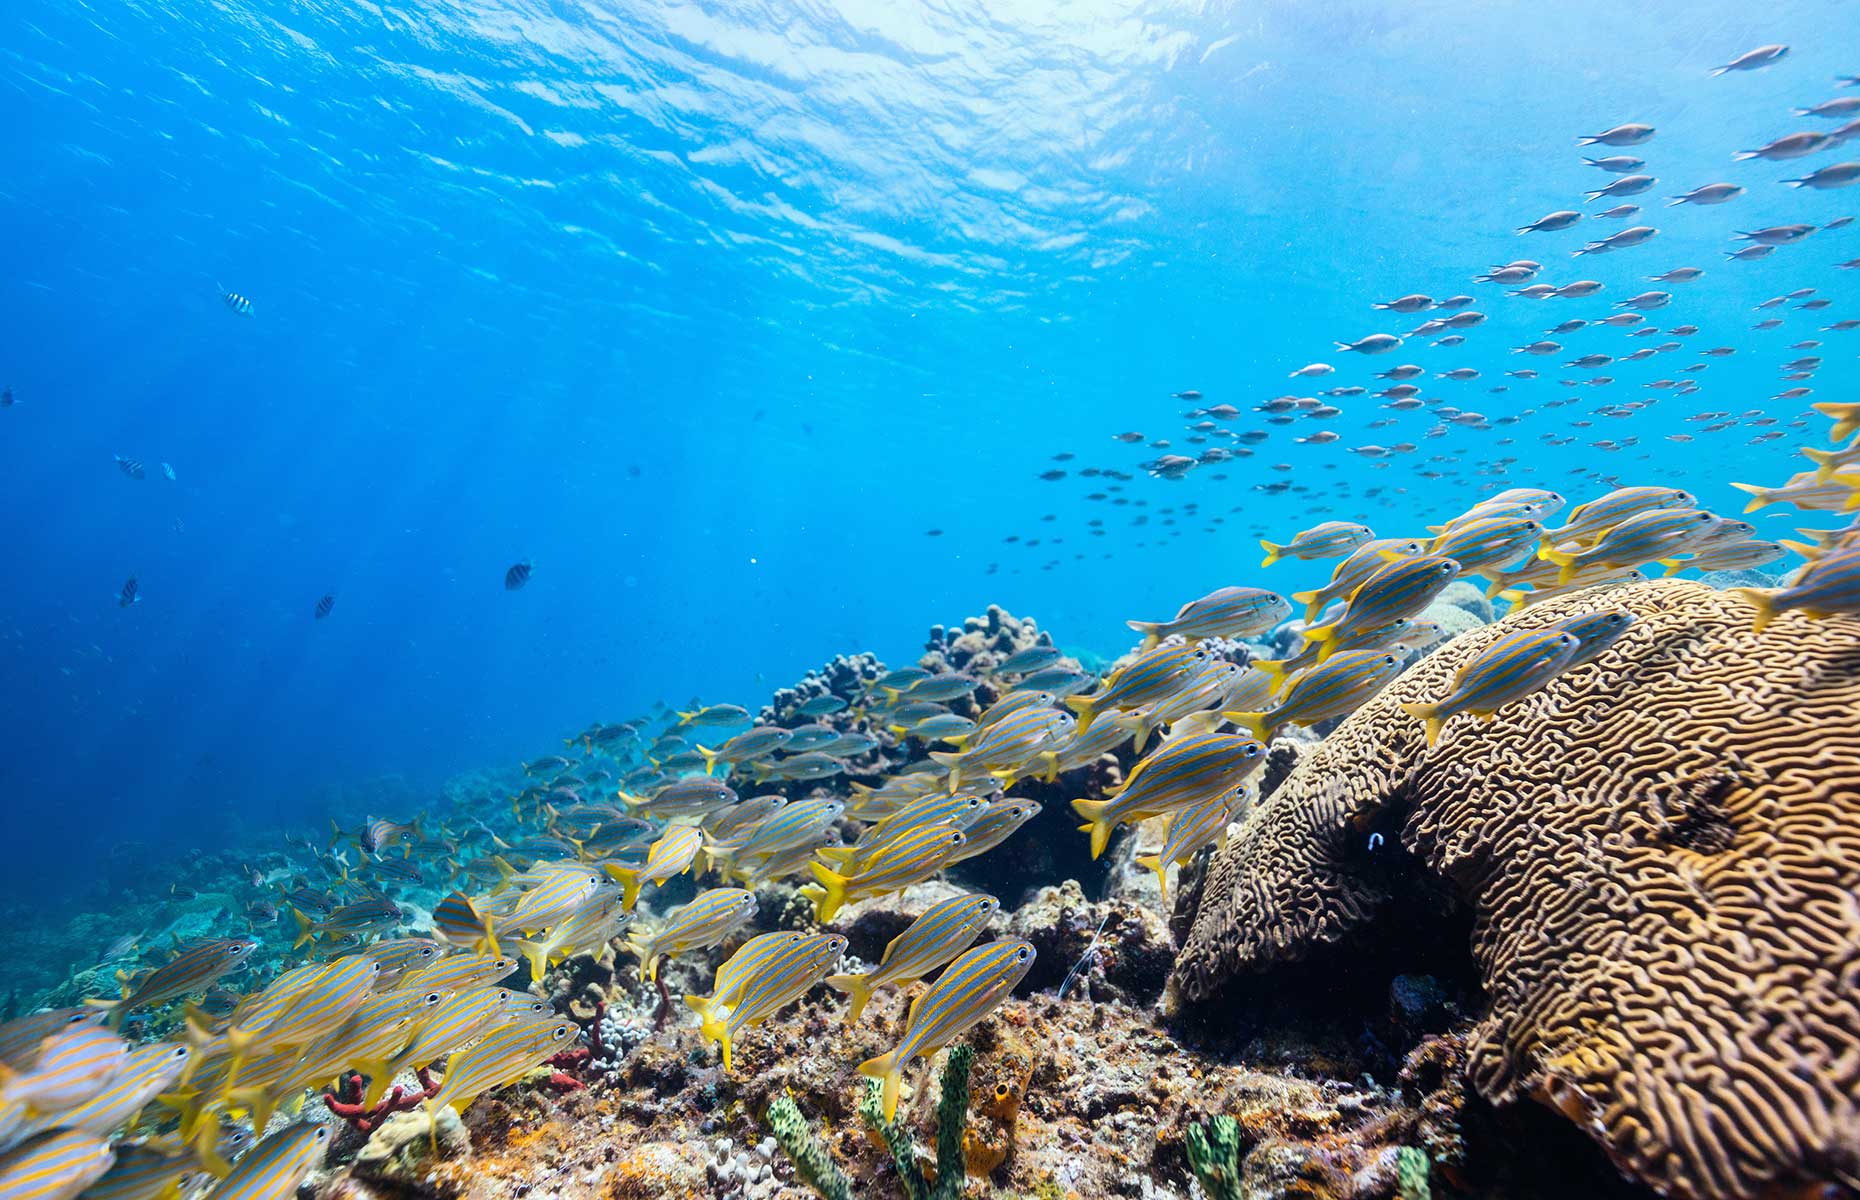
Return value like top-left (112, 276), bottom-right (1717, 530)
top-left (1170, 580), bottom-right (1860, 1200)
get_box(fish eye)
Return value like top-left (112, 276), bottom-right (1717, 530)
top-left (1016, 948), bottom-right (1031, 961)
top-left (315, 1127), bottom-right (331, 1142)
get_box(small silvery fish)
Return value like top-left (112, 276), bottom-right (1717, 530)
top-left (992, 645), bottom-right (1064, 677)
top-left (1399, 629), bottom-right (1582, 746)
top-left (1125, 586), bottom-right (1291, 650)
top-left (504, 561), bottom-right (532, 590)
top-left (826, 894), bottom-right (999, 1023)
top-left (676, 703), bottom-right (753, 727)
top-left (290, 898), bottom-right (402, 948)
top-left (1259, 521), bottom-right (1374, 568)
top-left (857, 939), bottom-right (1035, 1120)
top-left (696, 726), bottom-right (792, 773)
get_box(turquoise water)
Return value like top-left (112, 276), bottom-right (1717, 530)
top-left (1, 0), bottom-right (1852, 897)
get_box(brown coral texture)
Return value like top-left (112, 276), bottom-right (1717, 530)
top-left (1172, 580), bottom-right (1860, 1200)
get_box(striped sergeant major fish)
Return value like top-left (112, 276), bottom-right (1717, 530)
top-left (220, 288), bottom-right (254, 317)
top-left (118, 576), bottom-right (140, 608)
top-left (1398, 628), bottom-right (1582, 746)
top-left (313, 594), bottom-right (335, 620)
top-left (857, 938), bottom-right (1035, 1120)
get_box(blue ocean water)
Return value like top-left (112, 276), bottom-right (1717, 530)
top-left (0, 0), bottom-right (1852, 901)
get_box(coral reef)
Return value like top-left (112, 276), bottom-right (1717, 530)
top-left (1172, 580), bottom-right (1860, 1200)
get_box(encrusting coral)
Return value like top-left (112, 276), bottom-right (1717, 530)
top-left (1170, 579), bottom-right (1860, 1200)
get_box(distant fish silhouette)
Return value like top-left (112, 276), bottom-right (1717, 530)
top-left (118, 576), bottom-right (139, 608)
top-left (220, 287), bottom-right (254, 316)
top-left (505, 562), bottom-right (532, 590)
top-left (314, 594), bottom-right (335, 620)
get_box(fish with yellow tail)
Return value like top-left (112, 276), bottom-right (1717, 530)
top-left (857, 938), bottom-right (1035, 1122)
top-left (1258, 521), bottom-right (1374, 568)
top-left (0, 1025), bottom-right (127, 1118)
top-left (1135, 781), bottom-right (1253, 903)
top-left (429, 890), bottom-right (500, 957)
top-left (1070, 731), bottom-right (1263, 859)
top-left (510, 892), bottom-right (628, 985)
top-left (681, 931), bottom-right (809, 1032)
top-left (945, 799), bottom-right (1040, 864)
top-left (927, 705), bottom-right (1069, 790)
top-left (826, 894), bottom-right (998, 1024)
top-left (1813, 401), bottom-right (1860, 442)
top-left (202, 1121), bottom-right (327, 1192)
top-left (1802, 434), bottom-right (1860, 482)
top-left (1732, 546), bottom-right (1860, 633)
top-left (1729, 472), bottom-right (1860, 514)
top-left (604, 826), bottom-right (701, 910)
top-left (1298, 553), bottom-right (1461, 661)
top-left (1397, 628), bottom-right (1582, 747)
top-left (1538, 508), bottom-right (1718, 583)
top-left (1253, 618), bottom-right (1414, 693)
top-left (85, 939), bottom-right (256, 1024)
top-left (1427, 515), bottom-right (1543, 574)
top-left (1544, 608), bottom-right (1635, 667)
top-left (694, 934), bottom-right (845, 1071)
top-left (72, 1140), bottom-right (199, 1200)
top-left (1541, 486), bottom-right (1695, 547)
top-left (373, 985), bottom-right (513, 1106)
top-left (425, 1014), bottom-right (577, 1116)
top-left (1125, 586), bottom-right (1290, 651)
top-left (1063, 642), bottom-right (1207, 736)
top-left (625, 888), bottom-right (757, 984)
top-left (1289, 538), bottom-right (1424, 622)
top-left (804, 824), bottom-right (966, 923)
top-left (0, 1129), bottom-right (116, 1200)
top-left (1224, 647), bottom-right (1406, 742)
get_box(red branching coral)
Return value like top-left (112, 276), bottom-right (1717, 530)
top-left (324, 1067), bottom-right (441, 1133)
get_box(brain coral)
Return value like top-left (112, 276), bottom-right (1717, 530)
top-left (1169, 580), bottom-right (1860, 1200)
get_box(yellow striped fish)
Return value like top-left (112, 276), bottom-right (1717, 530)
top-left (605, 826), bottom-right (702, 911)
top-left (1063, 643), bottom-right (1208, 736)
top-left (0, 1026), bottom-right (127, 1117)
top-left (0, 1012), bottom-right (108, 1072)
top-left (375, 985), bottom-right (513, 1105)
top-left (682, 931), bottom-right (808, 1030)
top-left (294, 987), bottom-right (445, 1094)
top-left (203, 1121), bottom-right (328, 1196)
top-left (944, 800), bottom-right (1041, 865)
top-left (501, 865), bottom-right (607, 934)
top-left (0, 1129), bottom-right (115, 1200)
top-left (65, 1141), bottom-right (197, 1200)
top-left (87, 939), bottom-right (256, 1024)
top-left (805, 824), bottom-right (966, 923)
top-left (1135, 783), bottom-right (1252, 902)
top-left (425, 1015), bottom-right (576, 1115)
top-left (511, 893), bottom-right (629, 984)
top-left (825, 894), bottom-right (998, 1023)
top-left (857, 938), bottom-right (1035, 1120)
top-left (15, 1042), bottom-right (187, 1141)
top-left (1070, 732), bottom-right (1264, 859)
top-left (627, 889), bottom-right (758, 984)
top-left (1399, 629), bottom-right (1581, 746)
top-left (1225, 647), bottom-right (1405, 742)
top-left (700, 934), bottom-right (845, 1071)
top-left (1290, 538), bottom-right (1426, 622)
top-left (430, 891), bottom-right (499, 956)
top-left (399, 953), bottom-right (518, 994)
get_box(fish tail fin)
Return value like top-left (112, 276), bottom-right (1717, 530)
top-left (1809, 402), bottom-right (1860, 442)
top-left (1709, 65), bottom-right (1731, 77)
top-left (1802, 447), bottom-right (1838, 481)
top-left (813, 845), bottom-right (856, 868)
top-left (1290, 589), bottom-right (1324, 622)
top-left (1060, 694), bottom-right (1098, 737)
top-left (1728, 481), bottom-right (1769, 513)
top-left (1069, 798), bottom-right (1114, 860)
top-left (1222, 711), bottom-right (1269, 742)
top-left (856, 1050), bottom-right (904, 1122)
top-left (290, 907), bottom-right (314, 949)
top-left (1124, 620), bottom-right (1162, 652)
top-left (1731, 150), bottom-right (1761, 162)
top-left (697, 746), bottom-right (721, 775)
top-left (807, 862), bottom-right (850, 924)
top-left (1037, 748), bottom-right (1061, 783)
top-left (1731, 587), bottom-right (1780, 633)
top-left (1300, 622), bottom-right (1337, 649)
top-left (1251, 658), bottom-right (1290, 689)
top-left (608, 867), bottom-right (642, 912)
top-left (1259, 539), bottom-right (1285, 568)
top-left (927, 751), bottom-right (964, 791)
top-left (1398, 700), bottom-right (1447, 747)
top-left (1538, 545), bottom-right (1579, 584)
top-left (1659, 557), bottom-right (1686, 576)
top-left (825, 972), bottom-right (874, 1024)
